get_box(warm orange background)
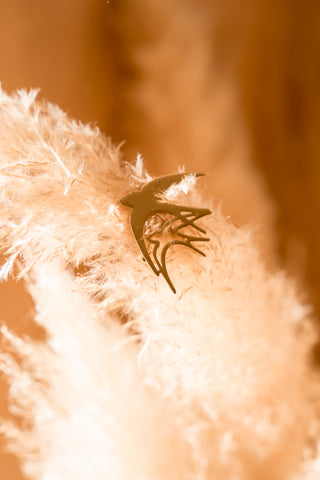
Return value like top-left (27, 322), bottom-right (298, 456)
top-left (1, 1), bottom-right (320, 478)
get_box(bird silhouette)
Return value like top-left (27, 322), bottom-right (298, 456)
top-left (120, 173), bottom-right (211, 293)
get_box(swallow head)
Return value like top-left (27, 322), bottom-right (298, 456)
top-left (119, 191), bottom-right (140, 208)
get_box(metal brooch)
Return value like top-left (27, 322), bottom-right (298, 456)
top-left (120, 173), bottom-right (211, 293)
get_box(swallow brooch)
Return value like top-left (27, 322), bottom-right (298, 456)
top-left (120, 173), bottom-right (211, 293)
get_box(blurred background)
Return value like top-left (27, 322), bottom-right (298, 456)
top-left (0, 1), bottom-right (320, 478)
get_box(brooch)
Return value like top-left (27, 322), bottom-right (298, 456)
top-left (120, 173), bottom-right (211, 293)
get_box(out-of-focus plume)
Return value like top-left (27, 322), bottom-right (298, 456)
top-left (111, 0), bottom-right (276, 260)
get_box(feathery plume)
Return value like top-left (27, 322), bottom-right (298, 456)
top-left (0, 89), bottom-right (319, 479)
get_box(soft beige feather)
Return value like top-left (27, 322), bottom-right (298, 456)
top-left (0, 88), bottom-right (319, 479)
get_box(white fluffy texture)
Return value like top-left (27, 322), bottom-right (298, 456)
top-left (1, 261), bottom-right (194, 480)
top-left (0, 89), bottom-right (319, 479)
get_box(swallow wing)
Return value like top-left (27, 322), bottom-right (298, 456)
top-left (144, 206), bottom-right (211, 293)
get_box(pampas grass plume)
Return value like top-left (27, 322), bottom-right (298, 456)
top-left (0, 88), bottom-right (319, 479)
